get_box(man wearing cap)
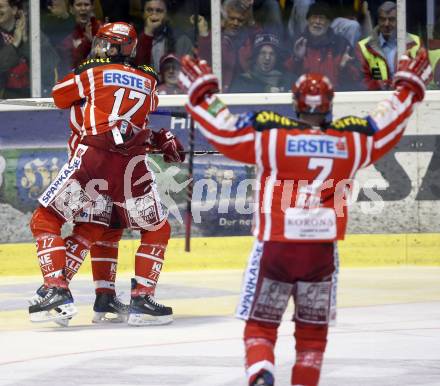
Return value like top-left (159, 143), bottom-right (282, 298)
top-left (286, 1), bottom-right (361, 90)
top-left (157, 54), bottom-right (184, 94)
top-left (230, 33), bottom-right (288, 93)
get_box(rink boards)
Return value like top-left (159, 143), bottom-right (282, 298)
top-left (0, 92), bottom-right (439, 270)
top-left (0, 233), bottom-right (439, 277)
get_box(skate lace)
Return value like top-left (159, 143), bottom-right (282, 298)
top-left (146, 295), bottom-right (165, 308)
top-left (112, 293), bottom-right (129, 311)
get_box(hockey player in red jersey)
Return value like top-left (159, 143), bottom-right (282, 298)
top-left (64, 104), bottom-right (182, 325)
top-left (179, 49), bottom-right (432, 385)
top-left (29, 22), bottom-right (184, 327)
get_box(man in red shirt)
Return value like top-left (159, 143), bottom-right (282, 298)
top-left (286, 1), bottom-right (360, 91)
top-left (29, 22), bottom-right (184, 327)
top-left (179, 48), bottom-right (432, 385)
top-left (61, 0), bottom-right (101, 69)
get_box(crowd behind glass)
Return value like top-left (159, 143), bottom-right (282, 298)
top-left (0, 0), bottom-right (439, 98)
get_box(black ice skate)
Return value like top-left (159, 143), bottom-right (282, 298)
top-left (28, 284), bottom-right (73, 327)
top-left (128, 279), bottom-right (173, 326)
top-left (251, 370), bottom-right (274, 386)
top-left (29, 285), bottom-right (77, 324)
top-left (92, 292), bottom-right (129, 323)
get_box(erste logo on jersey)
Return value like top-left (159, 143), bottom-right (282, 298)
top-left (286, 134), bottom-right (348, 158)
top-left (103, 70), bottom-right (151, 94)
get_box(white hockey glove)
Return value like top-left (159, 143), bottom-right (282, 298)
top-left (178, 55), bottom-right (219, 105)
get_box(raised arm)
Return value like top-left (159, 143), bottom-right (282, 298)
top-left (178, 56), bottom-right (256, 164)
top-left (366, 49), bottom-right (432, 165)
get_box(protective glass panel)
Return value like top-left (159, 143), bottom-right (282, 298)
top-left (40, 0), bottom-right (97, 94)
top-left (425, 0), bottom-right (440, 90)
top-left (223, 1), bottom-right (373, 93)
top-left (221, 1), bottom-right (432, 93)
top-left (39, 0), bottom-right (212, 96)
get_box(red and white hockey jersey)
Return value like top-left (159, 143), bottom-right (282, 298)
top-left (66, 99), bottom-right (156, 158)
top-left (186, 88), bottom-right (418, 242)
top-left (67, 103), bottom-right (83, 158)
top-left (52, 58), bottom-right (159, 137)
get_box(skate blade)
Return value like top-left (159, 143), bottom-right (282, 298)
top-left (54, 317), bottom-right (72, 327)
top-left (127, 313), bottom-right (173, 326)
top-left (92, 312), bottom-right (128, 324)
top-left (29, 296), bottom-right (71, 326)
top-left (30, 303), bottom-right (77, 324)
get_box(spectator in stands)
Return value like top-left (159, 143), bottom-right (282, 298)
top-left (137, 0), bottom-right (258, 92)
top-left (134, 0), bottom-right (194, 72)
top-left (288, 0), bottom-right (373, 47)
top-left (41, 1), bottom-right (75, 46)
top-left (230, 33), bottom-right (288, 92)
top-left (287, 0), bottom-right (315, 38)
top-left (165, 0), bottom-right (211, 36)
top-left (330, 1), bottom-right (373, 47)
top-left (0, 0), bottom-right (30, 98)
top-left (0, 10), bottom-right (19, 99)
top-left (41, 0), bottom-right (75, 78)
top-left (0, 35), bottom-right (20, 97)
top-left (98, 0), bottom-right (130, 23)
top-left (61, 0), bottom-right (101, 69)
top-left (135, 0), bottom-right (174, 71)
top-left (286, 1), bottom-right (360, 90)
top-left (154, 12), bottom-right (214, 68)
top-left (189, 14), bottom-right (211, 63)
top-left (240, 0), bottom-right (283, 34)
top-left (157, 54), bottom-right (184, 95)
top-left (429, 47), bottom-right (440, 89)
top-left (428, 22), bottom-right (440, 89)
top-left (185, 0), bottom-right (267, 92)
top-left (356, 1), bottom-right (422, 91)
top-left (221, 0), bottom-right (259, 92)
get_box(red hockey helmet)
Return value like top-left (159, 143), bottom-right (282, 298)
top-left (292, 73), bottom-right (334, 115)
top-left (92, 22), bottom-right (137, 59)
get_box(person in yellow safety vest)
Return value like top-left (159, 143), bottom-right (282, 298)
top-left (355, 1), bottom-right (422, 90)
top-left (428, 46), bottom-right (440, 88)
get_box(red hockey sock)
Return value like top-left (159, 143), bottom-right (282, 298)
top-left (133, 221), bottom-right (170, 296)
top-left (292, 322), bottom-right (328, 386)
top-left (91, 228), bottom-right (123, 294)
top-left (64, 233), bottom-right (92, 282)
top-left (35, 233), bottom-right (67, 283)
top-left (292, 351), bottom-right (324, 386)
top-left (133, 243), bottom-right (165, 296)
top-left (244, 321), bottom-right (277, 385)
top-left (64, 223), bottom-right (107, 283)
top-left (30, 207), bottom-right (66, 285)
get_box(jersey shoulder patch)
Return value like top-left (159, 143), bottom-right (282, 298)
top-left (329, 115), bottom-right (375, 135)
top-left (137, 65), bottom-right (159, 81)
top-left (75, 58), bottom-right (112, 74)
top-left (253, 110), bottom-right (309, 131)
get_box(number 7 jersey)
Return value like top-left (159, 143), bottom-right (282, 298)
top-left (52, 58), bottom-right (159, 136)
top-left (185, 87), bottom-right (418, 242)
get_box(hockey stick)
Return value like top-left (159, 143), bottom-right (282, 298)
top-left (184, 0), bottom-right (200, 253)
top-left (185, 116), bottom-right (195, 251)
top-left (0, 98), bottom-right (188, 118)
top-left (151, 150), bottom-right (219, 155)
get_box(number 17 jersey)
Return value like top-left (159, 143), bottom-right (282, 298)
top-left (52, 58), bottom-right (159, 136)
